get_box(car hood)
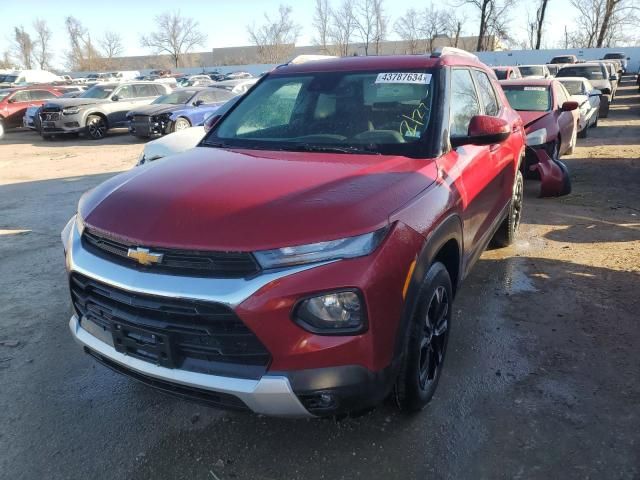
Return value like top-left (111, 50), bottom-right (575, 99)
top-left (127, 104), bottom-right (183, 117)
top-left (80, 147), bottom-right (437, 251)
top-left (44, 97), bottom-right (105, 108)
top-left (517, 110), bottom-right (551, 129)
top-left (142, 126), bottom-right (205, 161)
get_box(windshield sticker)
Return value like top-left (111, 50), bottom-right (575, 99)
top-left (400, 102), bottom-right (429, 138)
top-left (376, 73), bottom-right (432, 84)
top-left (524, 86), bottom-right (546, 91)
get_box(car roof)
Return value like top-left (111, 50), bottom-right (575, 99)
top-left (499, 78), bottom-right (554, 87)
top-left (271, 54), bottom-right (487, 75)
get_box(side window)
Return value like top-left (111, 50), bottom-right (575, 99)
top-left (472, 70), bottom-right (500, 116)
top-left (449, 69), bottom-right (481, 137)
top-left (197, 91), bottom-right (222, 104)
top-left (133, 84), bottom-right (156, 97)
top-left (154, 85), bottom-right (166, 96)
top-left (12, 90), bottom-right (31, 102)
top-left (115, 85), bottom-right (134, 99)
top-left (30, 90), bottom-right (57, 100)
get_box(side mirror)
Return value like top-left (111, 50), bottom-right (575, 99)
top-left (203, 114), bottom-right (221, 133)
top-left (590, 89), bottom-right (602, 97)
top-left (193, 99), bottom-right (204, 106)
top-left (111, 95), bottom-right (119, 102)
top-left (7, 97), bottom-right (16, 103)
top-left (561, 101), bottom-right (579, 112)
top-left (451, 115), bottom-right (510, 148)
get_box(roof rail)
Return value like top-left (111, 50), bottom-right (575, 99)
top-left (430, 47), bottom-right (478, 60)
top-left (288, 54), bottom-right (338, 65)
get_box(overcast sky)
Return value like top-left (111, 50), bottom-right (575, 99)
top-left (2, 0), bottom-right (584, 69)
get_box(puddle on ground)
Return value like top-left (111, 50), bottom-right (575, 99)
top-left (502, 259), bottom-right (539, 294)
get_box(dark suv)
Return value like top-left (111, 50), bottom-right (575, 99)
top-left (63, 49), bottom-right (526, 417)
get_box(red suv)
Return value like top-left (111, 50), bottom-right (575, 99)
top-left (0, 85), bottom-right (65, 138)
top-left (62, 50), bottom-right (525, 417)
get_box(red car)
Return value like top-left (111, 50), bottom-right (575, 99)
top-left (63, 49), bottom-right (526, 417)
top-left (491, 66), bottom-right (522, 80)
top-left (500, 79), bottom-right (578, 188)
top-left (0, 85), bottom-right (66, 138)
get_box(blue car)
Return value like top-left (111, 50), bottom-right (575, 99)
top-left (169, 90), bottom-right (238, 131)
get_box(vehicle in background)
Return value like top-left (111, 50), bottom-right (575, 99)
top-left (136, 97), bottom-right (240, 166)
top-left (556, 63), bottom-right (614, 117)
top-left (177, 75), bottom-right (214, 87)
top-left (210, 78), bottom-right (258, 95)
top-left (64, 49), bottom-right (528, 417)
top-left (546, 64), bottom-right (562, 77)
top-left (208, 72), bottom-right (227, 81)
top-left (0, 85), bottom-right (67, 138)
top-left (150, 69), bottom-right (172, 77)
top-left (167, 88), bottom-right (237, 132)
top-left (500, 78), bottom-right (578, 176)
top-left (556, 77), bottom-right (601, 137)
top-left (602, 52), bottom-right (628, 72)
top-left (491, 66), bottom-right (522, 80)
top-left (39, 81), bottom-right (171, 140)
top-left (550, 55), bottom-right (578, 65)
top-left (84, 73), bottom-right (118, 85)
top-left (0, 69), bottom-right (62, 88)
top-left (126, 87), bottom-right (234, 137)
top-left (601, 62), bottom-right (619, 96)
top-left (223, 71), bottom-right (253, 80)
top-left (518, 65), bottom-right (552, 79)
top-left (112, 71), bottom-right (141, 82)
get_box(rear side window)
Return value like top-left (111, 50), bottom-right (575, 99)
top-left (29, 90), bottom-right (57, 100)
top-left (472, 70), bottom-right (499, 116)
top-left (450, 69), bottom-right (481, 137)
top-left (116, 85), bottom-right (134, 99)
top-left (134, 84), bottom-right (157, 97)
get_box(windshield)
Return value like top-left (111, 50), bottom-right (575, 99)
top-left (558, 80), bottom-right (584, 96)
top-left (519, 66), bottom-right (543, 77)
top-left (204, 70), bottom-right (435, 156)
top-left (80, 85), bottom-right (115, 99)
top-left (492, 69), bottom-right (508, 80)
top-left (3, 75), bottom-right (18, 83)
top-left (557, 66), bottom-right (604, 80)
top-left (502, 86), bottom-right (551, 112)
top-left (152, 90), bottom-right (196, 104)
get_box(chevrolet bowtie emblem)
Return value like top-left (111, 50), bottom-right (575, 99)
top-left (127, 247), bottom-right (164, 266)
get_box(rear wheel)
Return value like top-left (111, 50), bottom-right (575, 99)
top-left (395, 262), bottom-right (452, 412)
top-left (592, 113), bottom-right (599, 128)
top-left (86, 115), bottom-right (107, 140)
top-left (492, 170), bottom-right (523, 248)
top-left (174, 117), bottom-right (191, 131)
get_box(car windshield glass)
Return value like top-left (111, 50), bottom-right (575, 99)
top-left (204, 70), bottom-right (436, 156)
top-left (559, 80), bottom-right (584, 95)
top-left (492, 69), bottom-right (508, 80)
top-left (3, 75), bottom-right (18, 83)
top-left (502, 86), bottom-right (551, 112)
top-left (80, 85), bottom-right (115, 99)
top-left (152, 90), bottom-right (195, 104)
top-left (557, 66), bottom-right (604, 80)
top-left (0, 90), bottom-right (11, 101)
top-left (519, 66), bottom-right (543, 76)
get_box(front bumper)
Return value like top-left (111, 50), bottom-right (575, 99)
top-left (40, 112), bottom-right (83, 133)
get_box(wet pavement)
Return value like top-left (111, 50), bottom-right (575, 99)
top-left (1, 78), bottom-right (639, 479)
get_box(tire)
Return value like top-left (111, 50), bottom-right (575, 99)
top-left (86, 114), bottom-right (107, 140)
top-left (492, 170), bottom-right (523, 248)
top-left (173, 117), bottom-right (191, 131)
top-left (600, 98), bottom-right (610, 118)
top-left (394, 262), bottom-right (452, 412)
top-left (0, 119), bottom-right (4, 140)
top-left (41, 134), bottom-right (53, 140)
top-left (592, 113), bottom-right (599, 128)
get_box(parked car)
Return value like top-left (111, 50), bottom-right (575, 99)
top-left (556, 77), bottom-right (601, 137)
top-left (23, 87), bottom-right (88, 131)
top-left (500, 79), bottom-right (578, 177)
top-left (601, 62), bottom-right (619, 97)
top-left (545, 64), bottom-right (562, 77)
top-left (150, 69), bottom-right (172, 77)
top-left (223, 71), bottom-right (253, 80)
top-left (168, 89), bottom-right (237, 132)
top-left (0, 85), bottom-right (66, 138)
top-left (84, 73), bottom-right (118, 85)
top-left (602, 52), bottom-right (629, 72)
top-left (518, 65), bottom-right (552, 79)
top-left (40, 81), bottom-right (171, 140)
top-left (549, 55), bottom-right (578, 65)
top-left (556, 63), bottom-right (614, 117)
top-left (0, 69), bottom-right (62, 88)
top-left (491, 66), bottom-right (522, 80)
top-left (63, 48), bottom-right (527, 417)
top-left (178, 75), bottom-right (214, 87)
top-left (126, 87), bottom-right (235, 137)
top-left (112, 71), bottom-right (141, 82)
top-left (210, 78), bottom-right (258, 95)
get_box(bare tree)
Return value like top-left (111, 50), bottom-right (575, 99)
top-left (394, 9), bottom-right (424, 54)
top-left (421, 5), bottom-right (447, 52)
top-left (534, 0), bottom-right (549, 49)
top-left (353, 0), bottom-right (386, 55)
top-left (459, 0), bottom-right (513, 51)
top-left (141, 11), bottom-right (206, 68)
top-left (329, 0), bottom-right (357, 56)
top-left (65, 16), bottom-right (103, 71)
top-left (0, 51), bottom-right (12, 69)
top-left (313, 0), bottom-right (332, 53)
top-left (372, 0), bottom-right (387, 54)
top-left (247, 4), bottom-right (301, 63)
top-left (101, 31), bottom-right (124, 59)
top-left (13, 26), bottom-right (33, 69)
top-left (443, 11), bottom-right (466, 48)
top-left (32, 19), bottom-right (52, 69)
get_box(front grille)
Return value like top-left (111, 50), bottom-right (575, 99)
top-left (82, 228), bottom-right (261, 278)
top-left (41, 111), bottom-right (60, 121)
top-left (71, 273), bottom-right (271, 379)
top-left (41, 105), bottom-right (61, 113)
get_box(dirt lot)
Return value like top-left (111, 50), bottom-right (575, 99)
top-left (1, 78), bottom-right (639, 480)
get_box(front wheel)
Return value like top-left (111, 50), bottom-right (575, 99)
top-left (492, 170), bottom-right (523, 248)
top-left (394, 262), bottom-right (452, 412)
top-left (173, 117), bottom-right (191, 131)
top-left (86, 115), bottom-right (107, 140)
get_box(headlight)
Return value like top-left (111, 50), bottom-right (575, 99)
top-left (526, 128), bottom-right (547, 146)
top-left (254, 227), bottom-right (389, 269)
top-left (295, 290), bottom-right (366, 334)
top-left (61, 214), bottom-right (83, 252)
top-left (62, 106), bottom-right (80, 115)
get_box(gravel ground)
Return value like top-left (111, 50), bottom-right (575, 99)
top-left (1, 77), bottom-right (638, 480)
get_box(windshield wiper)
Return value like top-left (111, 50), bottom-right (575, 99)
top-left (285, 144), bottom-right (381, 155)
